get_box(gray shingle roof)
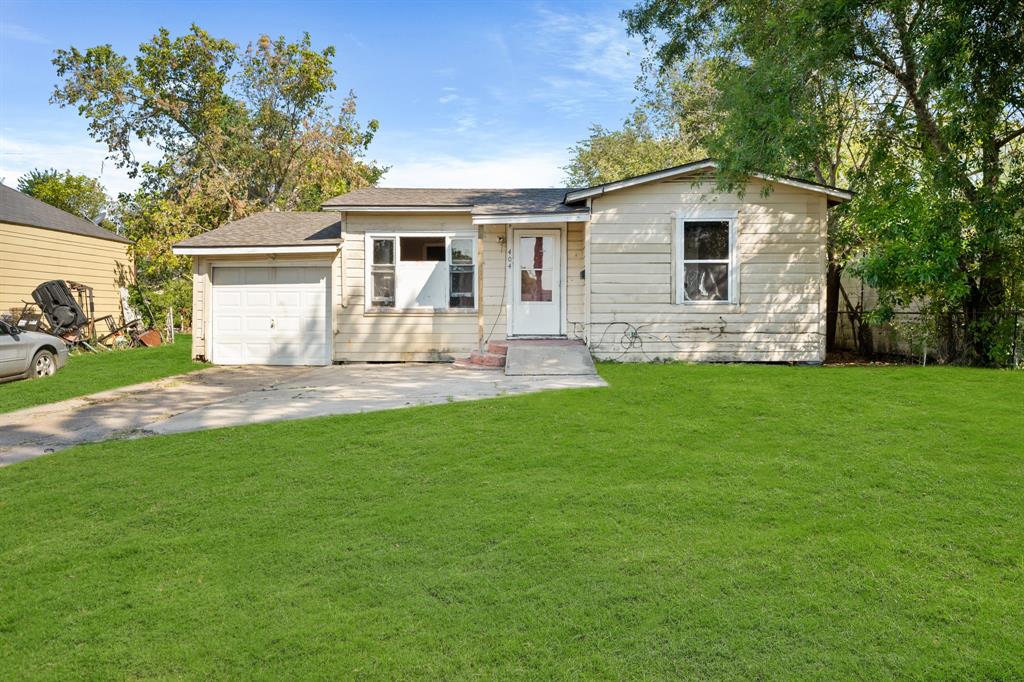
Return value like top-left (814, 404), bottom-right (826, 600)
top-left (0, 183), bottom-right (130, 244)
top-left (174, 211), bottom-right (342, 248)
top-left (322, 187), bottom-right (586, 215)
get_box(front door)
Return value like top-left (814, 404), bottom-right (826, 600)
top-left (511, 229), bottom-right (562, 336)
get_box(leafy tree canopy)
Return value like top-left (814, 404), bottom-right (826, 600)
top-left (16, 168), bottom-right (110, 223)
top-left (52, 26), bottom-right (384, 215)
top-left (51, 26), bottom-right (386, 325)
top-left (564, 110), bottom-right (698, 187)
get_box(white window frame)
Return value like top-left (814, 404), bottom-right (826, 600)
top-left (364, 232), bottom-right (477, 312)
top-left (673, 209), bottom-right (739, 305)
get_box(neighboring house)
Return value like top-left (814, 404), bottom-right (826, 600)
top-left (172, 159), bottom-right (851, 366)
top-left (0, 184), bottom-right (133, 324)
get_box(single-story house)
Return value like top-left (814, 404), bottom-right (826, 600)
top-left (1, 184), bottom-right (133, 323)
top-left (172, 159), bottom-right (851, 366)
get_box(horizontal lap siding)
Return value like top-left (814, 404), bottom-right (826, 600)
top-left (481, 224), bottom-right (507, 345)
top-left (588, 179), bottom-right (827, 363)
top-left (566, 223), bottom-right (585, 338)
top-left (0, 222), bottom-right (132, 324)
top-left (338, 214), bottom-right (480, 362)
top-left (192, 258), bottom-right (207, 359)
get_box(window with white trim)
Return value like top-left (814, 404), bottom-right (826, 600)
top-left (675, 217), bottom-right (736, 303)
top-left (367, 234), bottom-right (476, 310)
top-left (370, 237), bottom-right (396, 307)
top-left (448, 238), bottom-right (475, 308)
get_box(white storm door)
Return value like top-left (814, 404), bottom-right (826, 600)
top-left (210, 265), bottom-right (329, 366)
top-left (511, 230), bottom-right (562, 336)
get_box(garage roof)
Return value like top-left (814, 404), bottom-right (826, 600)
top-left (173, 211), bottom-right (342, 250)
top-left (0, 183), bottom-right (130, 244)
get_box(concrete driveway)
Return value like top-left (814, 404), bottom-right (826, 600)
top-left (0, 364), bottom-right (606, 465)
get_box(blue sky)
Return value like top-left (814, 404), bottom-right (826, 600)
top-left (0, 0), bottom-right (644, 194)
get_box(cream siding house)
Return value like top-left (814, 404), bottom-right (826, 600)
top-left (0, 184), bottom-right (132, 323)
top-left (174, 160), bottom-right (851, 366)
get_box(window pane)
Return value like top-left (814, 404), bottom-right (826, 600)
top-left (450, 238), bottom-right (474, 264)
top-left (683, 263), bottom-right (729, 301)
top-left (520, 236), bottom-right (549, 269)
top-left (683, 221), bottom-right (729, 260)
top-left (520, 269), bottom-right (553, 302)
top-left (400, 236), bottom-right (445, 261)
top-left (372, 238), bottom-right (395, 265)
top-left (449, 267), bottom-right (474, 308)
top-left (371, 270), bottom-right (395, 306)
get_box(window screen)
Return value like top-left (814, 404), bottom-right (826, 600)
top-left (682, 220), bottom-right (730, 302)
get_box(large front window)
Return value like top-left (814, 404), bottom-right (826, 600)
top-left (367, 234), bottom-right (476, 310)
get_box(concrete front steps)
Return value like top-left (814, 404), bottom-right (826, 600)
top-left (452, 341), bottom-right (508, 370)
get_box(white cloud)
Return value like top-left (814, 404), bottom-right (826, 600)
top-left (0, 23), bottom-right (48, 45)
top-left (495, 6), bottom-right (644, 117)
top-left (379, 150), bottom-right (568, 188)
top-left (439, 94), bottom-right (459, 104)
top-left (536, 8), bottom-right (642, 83)
top-left (0, 132), bottom-right (159, 196)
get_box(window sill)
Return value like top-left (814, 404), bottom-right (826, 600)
top-left (676, 301), bottom-right (740, 308)
top-left (364, 307), bottom-right (478, 316)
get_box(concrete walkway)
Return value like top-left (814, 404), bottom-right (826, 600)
top-left (504, 339), bottom-right (597, 376)
top-left (0, 364), bottom-right (606, 465)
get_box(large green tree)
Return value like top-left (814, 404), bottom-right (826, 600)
top-left (564, 60), bottom-right (714, 187)
top-left (624, 0), bottom-right (1024, 365)
top-left (16, 169), bottom-right (110, 223)
top-left (564, 110), bottom-right (696, 187)
top-left (51, 26), bottom-right (385, 325)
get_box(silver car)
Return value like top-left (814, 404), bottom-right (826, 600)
top-left (0, 320), bottom-right (70, 383)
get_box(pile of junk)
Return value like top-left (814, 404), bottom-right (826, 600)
top-left (12, 280), bottom-right (165, 352)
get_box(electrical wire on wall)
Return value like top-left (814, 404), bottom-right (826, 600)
top-left (570, 318), bottom-right (826, 362)
top-left (483, 234), bottom-right (509, 346)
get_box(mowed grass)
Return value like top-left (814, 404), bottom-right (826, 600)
top-left (0, 334), bottom-right (202, 413)
top-left (1, 364), bottom-right (1022, 679)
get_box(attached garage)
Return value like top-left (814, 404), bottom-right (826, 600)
top-left (210, 265), bottom-right (330, 365)
top-left (172, 212), bottom-right (342, 366)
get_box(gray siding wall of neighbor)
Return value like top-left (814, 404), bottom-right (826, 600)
top-left (585, 178), bottom-right (828, 363)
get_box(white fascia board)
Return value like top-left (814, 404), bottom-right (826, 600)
top-left (565, 160), bottom-right (853, 203)
top-left (172, 244), bottom-right (341, 256)
top-left (321, 205), bottom-right (472, 213)
top-left (564, 161), bottom-right (718, 203)
top-left (748, 172), bottom-right (854, 201)
top-left (472, 213), bottom-right (590, 225)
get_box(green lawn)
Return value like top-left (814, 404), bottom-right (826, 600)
top-left (1, 364), bottom-right (1022, 679)
top-left (0, 334), bottom-right (203, 413)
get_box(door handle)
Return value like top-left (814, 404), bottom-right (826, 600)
top-left (270, 318), bottom-right (275, 329)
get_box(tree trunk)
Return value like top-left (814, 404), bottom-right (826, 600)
top-left (962, 275), bottom-right (1005, 365)
top-left (825, 261), bottom-right (842, 352)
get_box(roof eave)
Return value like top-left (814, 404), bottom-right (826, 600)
top-left (171, 243), bottom-right (342, 256)
top-left (2, 218), bottom-right (132, 244)
top-left (321, 205), bottom-right (473, 213)
top-left (564, 160), bottom-right (854, 204)
top-left (471, 212), bottom-right (589, 225)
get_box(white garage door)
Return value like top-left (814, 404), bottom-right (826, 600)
top-left (210, 265), bottom-right (330, 365)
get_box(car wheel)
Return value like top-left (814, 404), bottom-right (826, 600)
top-left (30, 350), bottom-right (57, 378)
